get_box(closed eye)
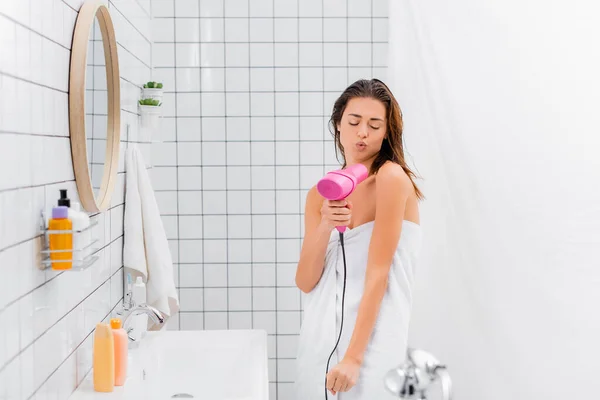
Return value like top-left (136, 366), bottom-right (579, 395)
top-left (370, 125), bottom-right (381, 130)
top-left (349, 122), bottom-right (359, 126)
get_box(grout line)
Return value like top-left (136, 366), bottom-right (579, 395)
top-left (153, 40), bottom-right (387, 44)
top-left (173, 0), bottom-right (182, 332)
top-left (198, 0), bottom-right (206, 331)
top-left (222, 0), bottom-right (229, 330)
top-left (248, 0), bottom-right (254, 332)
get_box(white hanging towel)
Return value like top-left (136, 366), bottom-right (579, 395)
top-left (124, 145), bottom-right (179, 321)
top-left (294, 220), bottom-right (422, 399)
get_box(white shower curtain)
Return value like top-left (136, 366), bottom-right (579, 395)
top-left (387, 1), bottom-right (600, 399)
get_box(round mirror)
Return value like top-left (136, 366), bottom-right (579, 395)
top-left (69, 1), bottom-right (120, 213)
top-left (85, 15), bottom-right (108, 202)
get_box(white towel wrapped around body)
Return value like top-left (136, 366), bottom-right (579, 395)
top-left (294, 220), bottom-right (422, 399)
top-left (124, 146), bottom-right (179, 323)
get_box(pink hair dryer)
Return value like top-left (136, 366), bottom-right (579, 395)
top-left (316, 163), bottom-right (369, 233)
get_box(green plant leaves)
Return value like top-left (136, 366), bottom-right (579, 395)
top-left (138, 98), bottom-right (161, 106)
top-left (143, 81), bottom-right (163, 89)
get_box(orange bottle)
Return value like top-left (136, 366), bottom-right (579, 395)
top-left (110, 318), bottom-right (128, 386)
top-left (93, 323), bottom-right (115, 392)
top-left (48, 206), bottom-right (72, 270)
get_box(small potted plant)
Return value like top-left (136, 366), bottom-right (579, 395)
top-left (142, 81), bottom-right (163, 103)
top-left (138, 98), bottom-right (162, 128)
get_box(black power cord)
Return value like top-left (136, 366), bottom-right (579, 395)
top-left (325, 231), bottom-right (347, 399)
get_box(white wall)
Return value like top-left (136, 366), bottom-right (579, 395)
top-left (0, 0), bottom-right (152, 398)
top-left (150, 0), bottom-right (388, 398)
top-left (388, 1), bottom-right (600, 399)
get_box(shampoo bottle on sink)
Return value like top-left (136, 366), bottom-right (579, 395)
top-left (93, 323), bottom-right (114, 392)
top-left (131, 276), bottom-right (148, 340)
top-left (110, 318), bottom-right (128, 386)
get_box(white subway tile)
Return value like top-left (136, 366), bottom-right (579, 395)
top-left (250, 68), bottom-right (274, 91)
top-left (226, 189), bottom-right (250, 214)
top-left (348, 17), bottom-right (371, 42)
top-left (203, 191), bottom-right (227, 214)
top-left (227, 238), bottom-right (251, 262)
top-left (324, 0), bottom-right (346, 17)
top-left (225, 18), bottom-right (249, 42)
top-left (348, 42), bottom-right (372, 67)
top-left (251, 167), bottom-right (275, 190)
top-left (274, 18), bottom-right (297, 42)
top-left (200, 18), bottom-right (224, 42)
top-left (274, 43), bottom-right (298, 66)
top-left (179, 312), bottom-right (203, 330)
top-left (250, 117), bottom-right (274, 141)
top-left (176, 18), bottom-right (200, 42)
top-left (253, 311), bottom-right (276, 334)
top-left (0, 15), bottom-right (17, 75)
top-left (277, 310), bottom-right (301, 334)
top-left (175, 0), bottom-right (199, 17)
top-left (249, 18), bottom-right (273, 42)
top-left (253, 264), bottom-right (276, 286)
top-left (225, 0), bottom-right (249, 17)
top-left (228, 287), bottom-right (251, 311)
top-left (252, 239), bottom-right (275, 262)
top-left (274, 0), bottom-right (298, 17)
top-left (152, 0), bottom-right (175, 17)
top-left (178, 239), bottom-right (203, 263)
top-left (179, 264), bottom-right (203, 287)
top-left (373, 0), bottom-right (389, 17)
top-left (229, 311), bottom-right (252, 328)
top-left (275, 165), bottom-right (300, 189)
top-left (178, 288), bottom-right (204, 311)
top-left (199, 0), bottom-right (224, 17)
top-left (276, 214), bottom-right (301, 239)
top-left (250, 92), bottom-right (274, 117)
top-left (204, 312), bottom-right (227, 330)
top-left (275, 68), bottom-right (298, 91)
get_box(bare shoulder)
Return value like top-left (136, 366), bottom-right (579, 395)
top-left (376, 161), bottom-right (413, 193)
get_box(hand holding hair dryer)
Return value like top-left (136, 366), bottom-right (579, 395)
top-left (316, 163), bottom-right (369, 232)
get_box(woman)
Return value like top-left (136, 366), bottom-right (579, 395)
top-left (294, 79), bottom-right (424, 399)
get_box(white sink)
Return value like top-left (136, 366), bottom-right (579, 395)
top-left (70, 329), bottom-right (269, 400)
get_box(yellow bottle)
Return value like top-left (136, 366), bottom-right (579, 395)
top-left (110, 318), bottom-right (128, 386)
top-left (48, 206), bottom-right (72, 270)
top-left (93, 323), bottom-right (115, 392)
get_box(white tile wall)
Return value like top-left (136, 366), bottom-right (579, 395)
top-left (151, 0), bottom-right (388, 398)
top-left (0, 0), bottom-right (152, 398)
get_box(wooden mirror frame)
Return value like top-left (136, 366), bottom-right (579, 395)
top-left (69, 1), bottom-right (120, 213)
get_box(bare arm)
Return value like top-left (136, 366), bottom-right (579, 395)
top-left (295, 187), bottom-right (330, 293)
top-left (295, 186), bottom-right (352, 293)
top-left (343, 163), bottom-right (412, 364)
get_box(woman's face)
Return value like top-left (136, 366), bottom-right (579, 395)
top-left (337, 96), bottom-right (388, 164)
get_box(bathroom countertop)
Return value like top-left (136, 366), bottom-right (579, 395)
top-left (69, 329), bottom-right (269, 400)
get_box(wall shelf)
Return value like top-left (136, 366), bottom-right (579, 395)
top-left (39, 212), bottom-right (100, 271)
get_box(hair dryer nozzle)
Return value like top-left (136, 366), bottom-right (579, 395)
top-left (317, 163), bottom-right (368, 201)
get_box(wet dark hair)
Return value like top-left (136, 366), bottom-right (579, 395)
top-left (329, 78), bottom-right (424, 201)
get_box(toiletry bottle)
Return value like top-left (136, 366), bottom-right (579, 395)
top-left (93, 323), bottom-right (115, 393)
top-left (110, 318), bottom-right (128, 386)
top-left (131, 277), bottom-right (147, 340)
top-left (70, 201), bottom-right (90, 263)
top-left (48, 206), bottom-right (72, 270)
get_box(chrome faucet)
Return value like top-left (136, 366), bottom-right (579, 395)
top-left (384, 348), bottom-right (452, 400)
top-left (121, 304), bottom-right (165, 343)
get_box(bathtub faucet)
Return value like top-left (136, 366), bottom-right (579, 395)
top-left (384, 348), bottom-right (452, 400)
